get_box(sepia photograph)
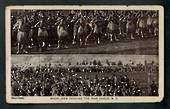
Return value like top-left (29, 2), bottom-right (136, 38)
top-left (6, 5), bottom-right (164, 103)
top-left (11, 55), bottom-right (158, 97)
top-left (10, 7), bottom-right (159, 54)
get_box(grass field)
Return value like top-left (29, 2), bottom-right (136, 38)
top-left (11, 37), bottom-right (158, 54)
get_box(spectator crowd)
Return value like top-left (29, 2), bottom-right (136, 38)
top-left (11, 60), bottom-right (158, 96)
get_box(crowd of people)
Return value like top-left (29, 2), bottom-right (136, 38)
top-left (11, 60), bottom-right (158, 96)
top-left (11, 10), bottom-right (159, 53)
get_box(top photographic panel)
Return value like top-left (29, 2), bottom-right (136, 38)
top-left (6, 6), bottom-right (163, 54)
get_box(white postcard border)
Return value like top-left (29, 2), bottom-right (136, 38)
top-left (5, 5), bottom-right (164, 103)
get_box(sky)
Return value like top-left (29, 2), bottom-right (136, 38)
top-left (12, 54), bottom-right (158, 67)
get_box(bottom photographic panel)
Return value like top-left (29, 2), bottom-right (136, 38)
top-left (7, 54), bottom-right (163, 103)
